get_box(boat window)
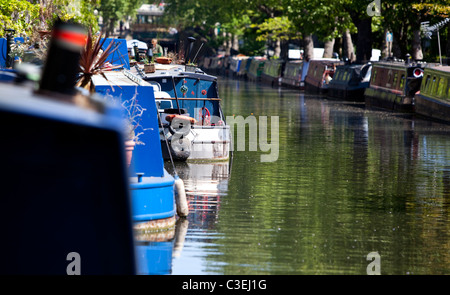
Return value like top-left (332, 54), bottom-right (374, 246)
top-left (345, 70), bottom-right (351, 81)
top-left (399, 75), bottom-right (405, 89)
top-left (437, 77), bottom-right (446, 98)
top-left (447, 80), bottom-right (450, 100)
top-left (431, 76), bottom-right (438, 95)
top-left (158, 100), bottom-right (173, 109)
top-left (372, 69), bottom-right (377, 84)
top-left (423, 75), bottom-right (431, 94)
top-left (393, 72), bottom-right (399, 89)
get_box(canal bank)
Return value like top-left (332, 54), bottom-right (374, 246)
top-left (149, 77), bottom-right (450, 275)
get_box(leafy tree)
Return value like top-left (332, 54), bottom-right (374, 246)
top-left (98, 0), bottom-right (143, 36)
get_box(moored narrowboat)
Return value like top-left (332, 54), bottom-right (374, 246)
top-left (261, 59), bottom-right (285, 87)
top-left (304, 58), bottom-right (343, 93)
top-left (93, 70), bottom-right (180, 227)
top-left (140, 63), bottom-right (231, 162)
top-left (280, 60), bottom-right (304, 89)
top-left (328, 63), bottom-right (372, 101)
top-left (364, 61), bottom-right (425, 112)
top-left (247, 57), bottom-right (266, 82)
top-left (415, 66), bottom-right (450, 123)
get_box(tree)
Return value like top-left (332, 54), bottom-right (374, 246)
top-left (98, 0), bottom-right (143, 37)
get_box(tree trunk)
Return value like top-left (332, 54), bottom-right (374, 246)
top-left (412, 30), bottom-right (423, 61)
top-left (274, 38), bottom-right (281, 58)
top-left (323, 38), bottom-right (335, 58)
top-left (232, 34), bottom-right (239, 53)
top-left (303, 33), bottom-right (314, 61)
top-left (343, 29), bottom-right (356, 62)
top-left (280, 39), bottom-right (289, 60)
top-left (356, 18), bottom-right (372, 62)
top-left (381, 29), bottom-right (389, 59)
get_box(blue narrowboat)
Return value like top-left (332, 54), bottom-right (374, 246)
top-left (328, 63), bottom-right (372, 101)
top-left (138, 63), bottom-right (231, 162)
top-left (93, 70), bottom-right (177, 228)
top-left (0, 22), bottom-right (136, 274)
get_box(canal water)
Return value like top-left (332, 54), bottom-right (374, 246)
top-left (143, 77), bottom-right (450, 275)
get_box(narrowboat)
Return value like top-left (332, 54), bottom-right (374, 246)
top-left (93, 70), bottom-right (181, 228)
top-left (138, 63), bottom-right (231, 162)
top-left (328, 63), bottom-right (372, 101)
top-left (237, 57), bottom-right (250, 79)
top-left (304, 58), bottom-right (343, 93)
top-left (247, 57), bottom-right (266, 82)
top-left (364, 61), bottom-right (425, 112)
top-left (261, 59), bottom-right (285, 87)
top-left (0, 22), bottom-right (135, 274)
top-left (229, 55), bottom-right (247, 78)
top-left (281, 60), bottom-right (304, 89)
top-left (415, 66), bottom-right (450, 123)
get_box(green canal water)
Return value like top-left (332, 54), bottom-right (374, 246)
top-left (167, 78), bottom-right (450, 275)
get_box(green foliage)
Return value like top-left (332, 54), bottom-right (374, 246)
top-left (0, 0), bottom-right (40, 36)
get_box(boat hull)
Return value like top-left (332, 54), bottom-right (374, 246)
top-left (415, 94), bottom-right (450, 123)
top-left (129, 171), bottom-right (176, 222)
top-left (364, 86), bottom-right (414, 112)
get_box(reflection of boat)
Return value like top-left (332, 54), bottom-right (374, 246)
top-left (328, 63), bottom-right (372, 101)
top-left (304, 58), bottom-right (343, 93)
top-left (140, 64), bottom-right (231, 162)
top-left (135, 218), bottom-right (189, 274)
top-left (167, 162), bottom-right (230, 228)
top-left (364, 61), bottom-right (424, 112)
top-left (414, 66), bottom-right (450, 123)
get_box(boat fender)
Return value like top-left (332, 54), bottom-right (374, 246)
top-left (169, 136), bottom-right (191, 161)
top-left (167, 115), bottom-right (196, 136)
top-left (174, 176), bottom-right (189, 217)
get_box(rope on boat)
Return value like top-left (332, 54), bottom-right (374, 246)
top-left (157, 110), bottom-right (189, 217)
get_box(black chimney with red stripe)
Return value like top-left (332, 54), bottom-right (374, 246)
top-left (39, 20), bottom-right (87, 95)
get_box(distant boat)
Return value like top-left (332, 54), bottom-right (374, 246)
top-left (414, 65), bottom-right (450, 123)
top-left (280, 60), bottom-right (305, 89)
top-left (261, 59), bottom-right (285, 87)
top-left (328, 63), bottom-right (372, 101)
top-left (364, 61), bottom-right (425, 112)
top-left (139, 63), bottom-right (231, 162)
top-left (247, 57), bottom-right (266, 82)
top-left (304, 58), bottom-right (343, 93)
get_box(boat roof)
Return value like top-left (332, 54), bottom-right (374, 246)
top-left (135, 64), bottom-right (218, 82)
top-left (372, 61), bottom-right (426, 69)
top-left (423, 65), bottom-right (450, 74)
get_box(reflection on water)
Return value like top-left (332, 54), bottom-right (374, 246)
top-left (138, 78), bottom-right (450, 275)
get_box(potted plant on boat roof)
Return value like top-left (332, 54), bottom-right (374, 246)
top-left (142, 56), bottom-right (156, 74)
top-left (104, 89), bottom-right (148, 166)
top-left (77, 30), bottom-right (122, 93)
top-left (185, 61), bottom-right (197, 72)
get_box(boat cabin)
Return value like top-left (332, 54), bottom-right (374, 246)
top-left (281, 60), bottom-right (304, 89)
top-left (304, 58), bottom-right (343, 92)
top-left (247, 57), bottom-right (266, 82)
top-left (261, 59), bottom-right (285, 86)
top-left (415, 66), bottom-right (450, 123)
top-left (364, 61), bottom-right (424, 111)
top-left (328, 63), bottom-right (372, 100)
